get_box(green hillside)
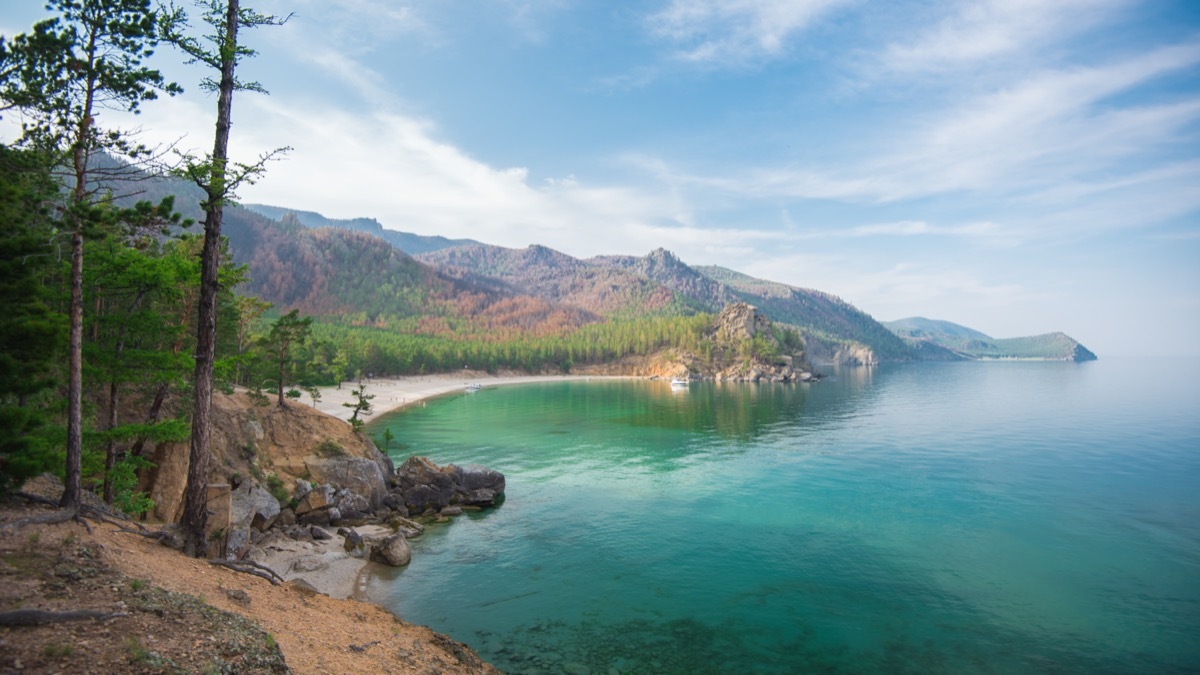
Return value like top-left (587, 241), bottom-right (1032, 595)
top-left (883, 318), bottom-right (1097, 361)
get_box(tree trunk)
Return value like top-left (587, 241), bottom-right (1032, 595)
top-left (61, 229), bottom-right (84, 511)
top-left (60, 17), bottom-right (100, 513)
top-left (103, 289), bottom-right (144, 503)
top-left (128, 382), bottom-right (170, 459)
top-left (182, 0), bottom-right (240, 557)
top-left (102, 378), bottom-right (119, 503)
top-left (277, 346), bottom-right (285, 407)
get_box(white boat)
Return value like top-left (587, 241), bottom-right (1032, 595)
top-left (670, 377), bottom-right (689, 387)
top-left (465, 383), bottom-right (482, 392)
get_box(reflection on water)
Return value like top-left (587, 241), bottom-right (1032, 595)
top-left (366, 359), bottom-right (1200, 674)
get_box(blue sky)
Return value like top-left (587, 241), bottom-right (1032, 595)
top-left (3, 1), bottom-right (1199, 356)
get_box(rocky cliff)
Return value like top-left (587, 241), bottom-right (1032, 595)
top-left (135, 390), bottom-right (506, 571)
top-left (675, 303), bottom-right (821, 382)
top-left (141, 391), bottom-right (393, 526)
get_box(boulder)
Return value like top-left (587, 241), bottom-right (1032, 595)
top-left (341, 528), bottom-right (367, 558)
top-left (404, 484), bottom-right (454, 513)
top-left (382, 492), bottom-right (408, 515)
top-left (332, 510), bottom-right (373, 527)
top-left (231, 482), bottom-right (282, 532)
top-left (276, 507), bottom-right (297, 527)
top-left (369, 534), bottom-right (412, 567)
top-left (225, 527), bottom-right (251, 560)
top-left (292, 479), bottom-right (312, 501)
top-left (297, 508), bottom-right (333, 527)
top-left (386, 514), bottom-right (425, 539)
top-left (454, 465), bottom-right (507, 506)
top-left (334, 489), bottom-right (371, 514)
top-left (294, 484), bottom-right (334, 516)
top-left (395, 456), bottom-right (506, 512)
top-left (306, 456), bottom-right (389, 510)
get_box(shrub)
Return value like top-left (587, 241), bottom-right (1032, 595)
top-left (316, 439), bottom-right (345, 457)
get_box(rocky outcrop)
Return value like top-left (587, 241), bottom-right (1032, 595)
top-left (129, 385), bottom-right (506, 573)
top-left (713, 301), bottom-right (772, 344)
top-left (673, 303), bottom-right (822, 383)
top-left (241, 454), bottom-right (506, 574)
top-left (393, 456), bottom-right (506, 516)
top-left (141, 390), bottom-right (392, 524)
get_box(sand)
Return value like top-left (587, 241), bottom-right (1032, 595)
top-left (309, 371), bottom-right (626, 422)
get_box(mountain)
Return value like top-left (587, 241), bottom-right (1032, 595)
top-left (101, 161), bottom-right (1089, 366)
top-left (884, 317), bottom-right (1098, 361)
top-left (416, 244), bottom-right (683, 318)
top-left (240, 203), bottom-right (478, 255)
top-left (423, 245), bottom-right (909, 364)
top-left (693, 265), bottom-right (914, 362)
top-left (219, 207), bottom-right (597, 334)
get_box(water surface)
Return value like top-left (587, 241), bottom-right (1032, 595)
top-left (366, 358), bottom-right (1200, 673)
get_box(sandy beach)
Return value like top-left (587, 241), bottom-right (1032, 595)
top-left (310, 371), bottom-right (627, 422)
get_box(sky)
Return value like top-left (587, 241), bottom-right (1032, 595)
top-left (3, 1), bottom-right (1199, 357)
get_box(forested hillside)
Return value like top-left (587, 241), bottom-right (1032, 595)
top-left (421, 245), bottom-right (914, 362)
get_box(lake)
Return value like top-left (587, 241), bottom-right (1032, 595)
top-left (365, 358), bottom-right (1200, 674)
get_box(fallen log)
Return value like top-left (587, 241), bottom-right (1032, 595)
top-left (0, 609), bottom-right (128, 627)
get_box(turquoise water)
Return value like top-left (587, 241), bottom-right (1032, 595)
top-left (365, 358), bottom-right (1200, 674)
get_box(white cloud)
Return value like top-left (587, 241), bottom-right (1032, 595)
top-left (864, 41), bottom-right (1200, 198)
top-left (844, 221), bottom-right (998, 238)
top-left (878, 0), bottom-right (1131, 74)
top-left (216, 99), bottom-right (700, 257)
top-left (276, 0), bottom-right (431, 50)
top-left (647, 0), bottom-right (850, 64)
top-left (292, 46), bottom-right (396, 107)
top-left (656, 39), bottom-right (1200, 228)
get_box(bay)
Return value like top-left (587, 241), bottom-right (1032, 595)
top-left (365, 358), bottom-right (1200, 673)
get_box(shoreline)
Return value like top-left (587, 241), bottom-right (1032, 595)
top-left (310, 372), bottom-right (629, 423)
top-left (262, 372), bottom-right (631, 602)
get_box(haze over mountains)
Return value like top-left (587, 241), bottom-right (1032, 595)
top-left (231, 201), bottom-right (1096, 364)
top-left (883, 318), bottom-right (1098, 362)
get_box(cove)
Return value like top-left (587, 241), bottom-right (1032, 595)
top-left (365, 358), bottom-right (1200, 674)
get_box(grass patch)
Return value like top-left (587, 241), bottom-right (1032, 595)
top-left (43, 643), bottom-right (73, 659)
top-left (265, 473), bottom-right (288, 504)
top-left (316, 439), bottom-right (345, 457)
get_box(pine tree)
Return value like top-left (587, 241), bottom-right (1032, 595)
top-left (0, 146), bottom-right (66, 493)
top-left (162, 0), bottom-right (289, 556)
top-left (1, 0), bottom-right (180, 511)
top-left (261, 309), bottom-right (312, 407)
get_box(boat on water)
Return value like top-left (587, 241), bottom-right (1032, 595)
top-left (465, 383), bottom-right (482, 392)
top-left (670, 377), bottom-right (689, 387)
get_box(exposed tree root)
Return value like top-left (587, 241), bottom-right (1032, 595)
top-left (208, 559), bottom-right (285, 586)
top-left (0, 505), bottom-right (80, 534)
top-left (4, 490), bottom-right (144, 535)
top-left (115, 527), bottom-right (182, 549)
